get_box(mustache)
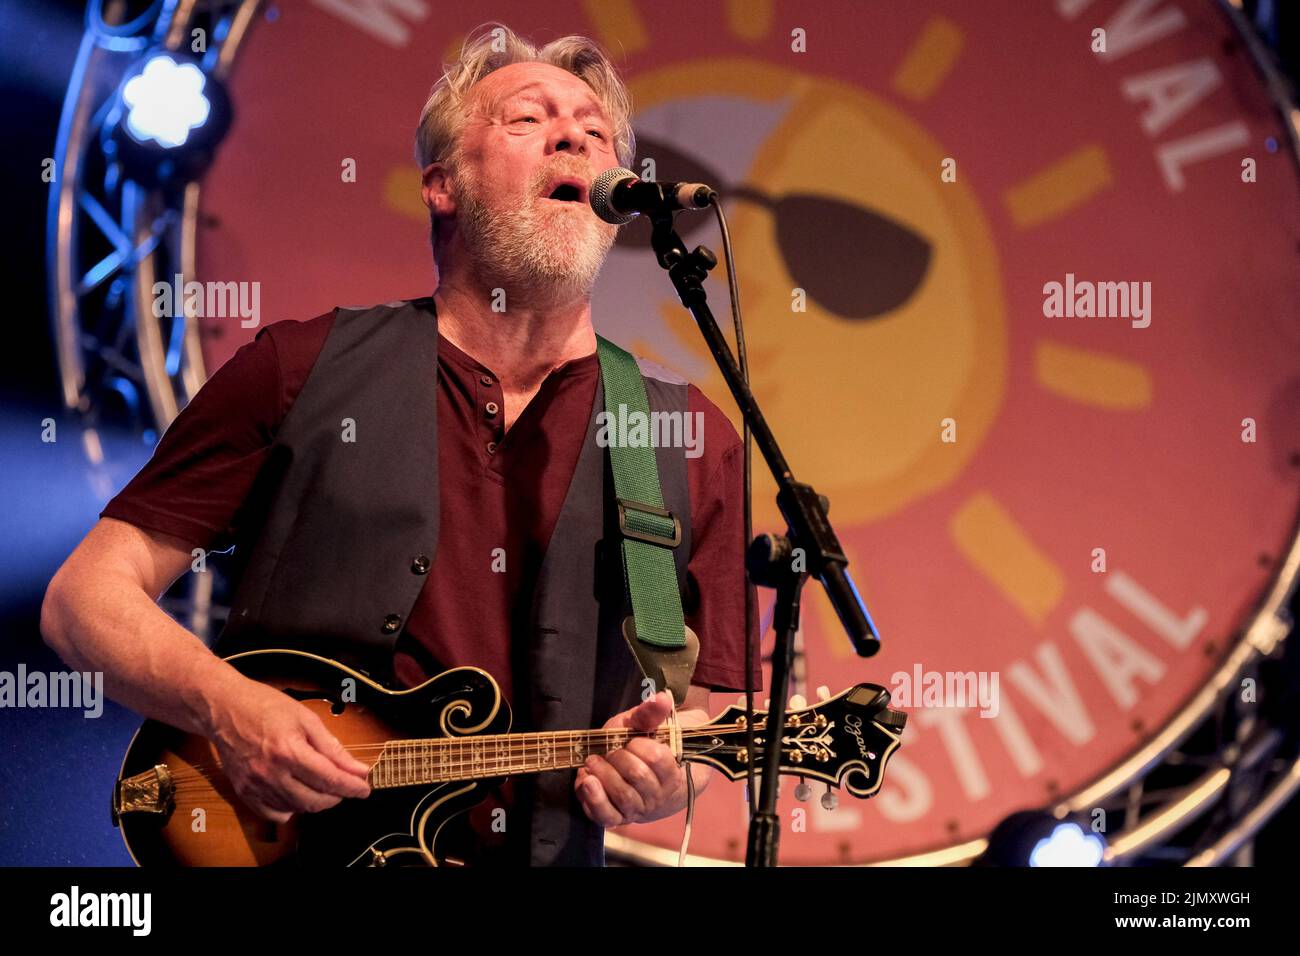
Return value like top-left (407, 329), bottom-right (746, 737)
top-left (531, 159), bottom-right (592, 192)
top-left (453, 159), bottom-right (595, 204)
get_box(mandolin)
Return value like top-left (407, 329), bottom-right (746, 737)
top-left (112, 648), bottom-right (907, 866)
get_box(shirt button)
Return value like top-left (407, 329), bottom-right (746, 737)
top-left (485, 401), bottom-right (499, 417)
top-left (486, 441), bottom-right (497, 454)
top-left (381, 613), bottom-right (403, 634)
top-left (410, 555), bottom-right (430, 575)
top-left (480, 375), bottom-right (493, 387)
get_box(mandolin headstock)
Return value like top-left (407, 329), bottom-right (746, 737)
top-left (684, 684), bottom-right (907, 799)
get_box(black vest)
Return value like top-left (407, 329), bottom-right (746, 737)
top-left (214, 297), bottom-right (695, 866)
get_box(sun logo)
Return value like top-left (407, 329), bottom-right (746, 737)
top-left (599, 57), bottom-right (1008, 528)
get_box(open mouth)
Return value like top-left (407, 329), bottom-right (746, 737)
top-left (541, 176), bottom-right (587, 204)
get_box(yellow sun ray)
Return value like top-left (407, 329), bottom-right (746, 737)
top-left (1004, 145), bottom-right (1113, 229)
top-left (383, 166), bottom-right (425, 221)
top-left (1035, 341), bottom-right (1153, 409)
top-left (950, 492), bottom-right (1065, 626)
top-left (726, 0), bottom-right (774, 42)
top-left (892, 16), bottom-right (965, 102)
top-left (581, 0), bottom-right (650, 57)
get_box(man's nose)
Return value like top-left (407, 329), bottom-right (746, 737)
top-left (549, 116), bottom-right (589, 156)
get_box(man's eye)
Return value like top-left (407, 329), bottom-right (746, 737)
top-left (587, 129), bottom-right (604, 139)
top-left (514, 116), bottom-right (538, 124)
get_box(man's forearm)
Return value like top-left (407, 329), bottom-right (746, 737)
top-left (41, 567), bottom-right (246, 737)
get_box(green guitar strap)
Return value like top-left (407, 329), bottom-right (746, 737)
top-left (595, 336), bottom-right (699, 707)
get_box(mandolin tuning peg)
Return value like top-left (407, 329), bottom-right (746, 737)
top-left (820, 786), bottom-right (838, 811)
top-left (789, 694), bottom-right (806, 710)
top-left (764, 697), bottom-right (771, 709)
top-left (816, 685), bottom-right (831, 701)
top-left (794, 778), bottom-right (811, 802)
top-left (736, 695), bottom-right (747, 708)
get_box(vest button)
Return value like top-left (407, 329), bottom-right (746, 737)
top-left (486, 441), bottom-right (497, 454)
top-left (410, 555), bottom-right (430, 574)
top-left (480, 375), bottom-right (493, 387)
top-left (381, 613), bottom-right (402, 634)
top-left (485, 401), bottom-right (499, 416)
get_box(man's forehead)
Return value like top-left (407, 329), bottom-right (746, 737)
top-left (473, 64), bottom-right (607, 116)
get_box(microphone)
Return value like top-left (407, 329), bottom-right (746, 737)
top-left (589, 167), bottom-right (716, 225)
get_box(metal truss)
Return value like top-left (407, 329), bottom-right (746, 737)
top-left (46, 0), bottom-right (259, 442)
top-left (46, 0), bottom-right (261, 640)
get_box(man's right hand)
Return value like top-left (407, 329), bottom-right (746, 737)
top-left (206, 678), bottom-right (373, 824)
top-left (40, 517), bottom-right (374, 826)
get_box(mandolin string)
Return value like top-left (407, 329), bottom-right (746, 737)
top-left (160, 737), bottom-right (755, 780)
top-left (157, 725), bottom-right (725, 776)
top-left (160, 742), bottom-right (822, 790)
top-left (153, 736), bottom-right (804, 805)
top-left (162, 758), bottom-right (802, 798)
top-left (156, 722), bottom-right (795, 779)
top-left (161, 745), bottom-right (781, 795)
top-left (163, 748), bottom-right (777, 785)
top-left (158, 721), bottom-right (818, 777)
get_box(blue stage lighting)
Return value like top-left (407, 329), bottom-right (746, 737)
top-left (1029, 822), bottom-right (1106, 867)
top-left (974, 809), bottom-right (1109, 867)
top-left (121, 55), bottom-right (212, 149)
top-left (106, 50), bottom-right (232, 187)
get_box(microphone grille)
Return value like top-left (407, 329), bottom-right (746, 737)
top-left (589, 167), bottom-right (639, 225)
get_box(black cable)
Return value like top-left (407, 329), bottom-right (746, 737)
top-left (707, 197), bottom-right (759, 819)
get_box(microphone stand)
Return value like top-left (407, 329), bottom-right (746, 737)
top-left (642, 206), bottom-right (881, 868)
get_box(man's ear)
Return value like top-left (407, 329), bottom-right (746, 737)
top-left (421, 161), bottom-right (457, 218)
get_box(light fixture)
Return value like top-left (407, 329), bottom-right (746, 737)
top-left (106, 50), bottom-right (232, 187)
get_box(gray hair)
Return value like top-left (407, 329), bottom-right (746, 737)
top-left (414, 23), bottom-right (636, 174)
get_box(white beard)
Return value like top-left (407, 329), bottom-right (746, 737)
top-left (451, 160), bottom-right (618, 304)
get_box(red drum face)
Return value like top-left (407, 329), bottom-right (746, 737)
top-left (197, 2), bottom-right (1300, 863)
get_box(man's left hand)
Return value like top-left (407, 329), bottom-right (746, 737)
top-left (575, 689), bottom-right (690, 827)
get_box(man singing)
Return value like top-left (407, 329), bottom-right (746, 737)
top-left (41, 23), bottom-right (759, 866)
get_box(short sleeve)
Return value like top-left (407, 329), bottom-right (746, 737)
top-left (100, 326), bottom-right (288, 552)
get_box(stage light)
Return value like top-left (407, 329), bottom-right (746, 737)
top-left (105, 50), bottom-right (232, 187)
top-left (974, 810), bottom-right (1108, 867)
top-left (1029, 822), bottom-right (1106, 867)
top-left (121, 55), bottom-right (211, 149)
